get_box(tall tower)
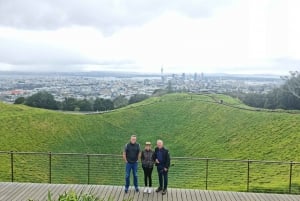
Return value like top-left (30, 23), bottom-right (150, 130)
top-left (161, 66), bottom-right (165, 83)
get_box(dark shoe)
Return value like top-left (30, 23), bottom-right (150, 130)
top-left (162, 189), bottom-right (167, 195)
top-left (125, 189), bottom-right (128, 194)
top-left (155, 187), bottom-right (162, 192)
top-left (135, 188), bottom-right (139, 193)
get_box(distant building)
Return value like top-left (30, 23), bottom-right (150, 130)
top-left (182, 73), bottom-right (186, 80)
top-left (194, 73), bottom-right (198, 81)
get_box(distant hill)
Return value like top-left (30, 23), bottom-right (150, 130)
top-left (0, 93), bottom-right (299, 192)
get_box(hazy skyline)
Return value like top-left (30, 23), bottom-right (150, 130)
top-left (0, 0), bottom-right (299, 75)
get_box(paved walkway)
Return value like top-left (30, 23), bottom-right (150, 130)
top-left (0, 182), bottom-right (299, 201)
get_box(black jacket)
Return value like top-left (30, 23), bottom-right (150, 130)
top-left (152, 147), bottom-right (170, 169)
top-left (141, 149), bottom-right (154, 168)
top-left (124, 143), bottom-right (140, 163)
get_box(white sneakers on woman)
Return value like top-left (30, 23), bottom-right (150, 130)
top-left (144, 187), bottom-right (152, 193)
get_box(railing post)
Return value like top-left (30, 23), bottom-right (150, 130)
top-left (247, 159), bottom-right (250, 192)
top-left (10, 151), bottom-right (14, 182)
top-left (289, 161), bottom-right (293, 194)
top-left (49, 152), bottom-right (52, 184)
top-left (87, 154), bottom-right (90, 185)
top-left (205, 158), bottom-right (209, 190)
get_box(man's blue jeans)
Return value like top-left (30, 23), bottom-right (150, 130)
top-left (125, 162), bottom-right (138, 190)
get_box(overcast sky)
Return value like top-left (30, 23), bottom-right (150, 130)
top-left (0, 0), bottom-right (299, 75)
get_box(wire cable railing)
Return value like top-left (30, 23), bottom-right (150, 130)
top-left (0, 151), bottom-right (299, 194)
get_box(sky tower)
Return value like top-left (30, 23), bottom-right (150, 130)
top-left (161, 66), bottom-right (165, 83)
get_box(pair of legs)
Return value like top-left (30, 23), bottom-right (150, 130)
top-left (125, 162), bottom-right (138, 191)
top-left (142, 167), bottom-right (153, 187)
top-left (157, 167), bottom-right (168, 190)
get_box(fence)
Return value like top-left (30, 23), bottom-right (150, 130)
top-left (0, 151), bottom-right (299, 194)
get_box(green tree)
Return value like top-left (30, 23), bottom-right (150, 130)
top-left (14, 97), bottom-right (25, 104)
top-left (113, 95), bottom-right (128, 109)
top-left (94, 98), bottom-right (105, 111)
top-left (94, 98), bottom-right (114, 111)
top-left (129, 94), bottom-right (149, 104)
top-left (25, 91), bottom-right (58, 110)
top-left (62, 98), bottom-right (78, 111)
top-left (282, 71), bottom-right (300, 99)
top-left (103, 99), bottom-right (114, 110)
top-left (78, 99), bottom-right (93, 111)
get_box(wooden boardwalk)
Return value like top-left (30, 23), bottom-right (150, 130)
top-left (0, 182), bottom-right (299, 201)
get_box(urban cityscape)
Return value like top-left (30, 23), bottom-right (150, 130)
top-left (0, 69), bottom-right (283, 104)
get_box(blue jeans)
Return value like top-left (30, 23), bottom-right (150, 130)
top-left (125, 162), bottom-right (138, 190)
top-left (157, 167), bottom-right (168, 189)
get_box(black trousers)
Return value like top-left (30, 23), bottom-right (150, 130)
top-left (142, 166), bottom-right (153, 187)
top-left (157, 167), bottom-right (168, 190)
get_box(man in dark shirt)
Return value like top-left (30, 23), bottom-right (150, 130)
top-left (123, 135), bottom-right (141, 193)
top-left (153, 140), bottom-right (170, 195)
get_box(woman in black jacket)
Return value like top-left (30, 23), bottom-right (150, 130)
top-left (141, 142), bottom-right (154, 193)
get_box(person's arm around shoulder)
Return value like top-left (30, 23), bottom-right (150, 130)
top-left (151, 150), bottom-right (155, 162)
top-left (152, 147), bottom-right (157, 161)
top-left (153, 147), bottom-right (160, 165)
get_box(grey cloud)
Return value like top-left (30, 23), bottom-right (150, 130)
top-left (0, 0), bottom-right (233, 34)
top-left (0, 37), bottom-right (135, 71)
top-left (0, 37), bottom-right (93, 65)
top-left (273, 58), bottom-right (300, 68)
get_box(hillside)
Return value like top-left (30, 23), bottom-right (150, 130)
top-left (1, 93), bottom-right (300, 192)
top-left (1, 93), bottom-right (299, 161)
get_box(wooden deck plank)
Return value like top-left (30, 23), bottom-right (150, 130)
top-left (0, 182), bottom-right (14, 195)
top-left (0, 183), bottom-right (300, 201)
top-left (221, 191), bottom-right (236, 201)
top-left (195, 190), bottom-right (205, 201)
top-left (176, 189), bottom-right (183, 200)
top-left (116, 186), bottom-right (127, 201)
top-left (10, 183), bottom-right (34, 201)
top-left (167, 188), bottom-right (176, 201)
top-left (32, 183), bottom-right (53, 199)
top-left (208, 189), bottom-right (220, 201)
top-left (189, 189), bottom-right (197, 201)
top-left (202, 190), bottom-right (214, 201)
top-left (228, 191), bottom-right (240, 201)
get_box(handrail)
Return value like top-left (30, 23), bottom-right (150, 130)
top-left (0, 151), bottom-right (299, 164)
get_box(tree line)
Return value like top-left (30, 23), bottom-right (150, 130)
top-left (14, 92), bottom-right (149, 112)
top-left (235, 71), bottom-right (300, 110)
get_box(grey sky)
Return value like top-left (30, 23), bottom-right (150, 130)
top-left (0, 0), bottom-right (298, 74)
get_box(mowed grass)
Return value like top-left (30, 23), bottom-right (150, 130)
top-left (0, 93), bottom-right (300, 193)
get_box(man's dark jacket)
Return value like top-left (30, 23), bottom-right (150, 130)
top-left (152, 147), bottom-right (170, 169)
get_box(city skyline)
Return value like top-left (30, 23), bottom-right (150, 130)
top-left (0, 0), bottom-right (299, 75)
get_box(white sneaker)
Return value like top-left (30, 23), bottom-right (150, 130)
top-left (148, 188), bottom-right (152, 194)
top-left (144, 187), bottom-right (148, 193)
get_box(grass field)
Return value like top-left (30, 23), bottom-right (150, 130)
top-left (0, 93), bottom-right (300, 193)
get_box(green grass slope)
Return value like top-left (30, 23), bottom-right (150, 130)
top-left (0, 93), bottom-right (299, 192)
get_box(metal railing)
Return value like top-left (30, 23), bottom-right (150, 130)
top-left (0, 151), bottom-right (299, 194)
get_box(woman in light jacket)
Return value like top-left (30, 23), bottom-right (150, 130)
top-left (141, 141), bottom-right (154, 193)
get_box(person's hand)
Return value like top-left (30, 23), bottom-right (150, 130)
top-left (156, 159), bottom-right (160, 164)
top-left (164, 168), bottom-right (168, 172)
top-left (125, 160), bottom-right (128, 163)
